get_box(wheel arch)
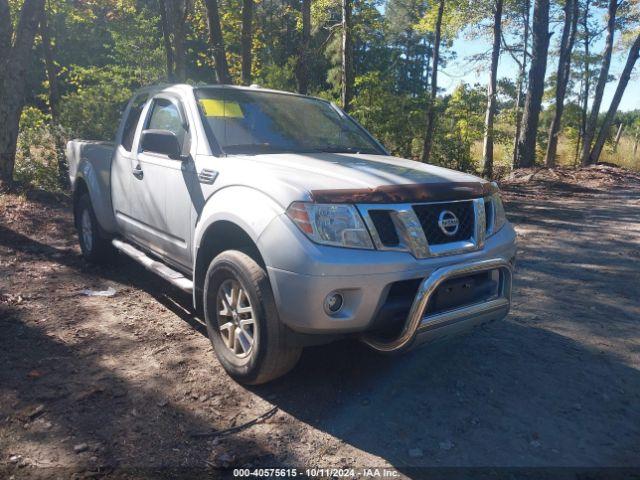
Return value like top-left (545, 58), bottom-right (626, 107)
top-left (70, 154), bottom-right (118, 235)
top-left (193, 220), bottom-right (267, 313)
top-left (72, 175), bottom-right (114, 239)
top-left (191, 186), bottom-right (285, 311)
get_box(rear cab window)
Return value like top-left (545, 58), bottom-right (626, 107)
top-left (121, 94), bottom-right (148, 152)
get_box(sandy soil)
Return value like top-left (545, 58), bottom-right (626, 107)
top-left (1, 165), bottom-right (639, 478)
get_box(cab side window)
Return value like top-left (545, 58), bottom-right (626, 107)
top-left (121, 94), bottom-right (148, 152)
top-left (147, 98), bottom-right (187, 148)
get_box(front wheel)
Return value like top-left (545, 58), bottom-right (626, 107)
top-left (203, 250), bottom-right (302, 385)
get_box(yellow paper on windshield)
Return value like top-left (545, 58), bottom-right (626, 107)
top-left (199, 99), bottom-right (244, 118)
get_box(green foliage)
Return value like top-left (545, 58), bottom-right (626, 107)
top-left (428, 84), bottom-right (485, 172)
top-left (10, 0), bottom-right (640, 195)
top-left (259, 58), bottom-right (299, 92)
top-left (351, 71), bottom-right (426, 158)
top-left (319, 0), bottom-right (389, 101)
top-left (19, 106), bottom-right (50, 130)
top-left (15, 107), bottom-right (67, 192)
top-left (107, 4), bottom-right (166, 84)
top-left (58, 66), bottom-right (136, 140)
top-left (447, 84), bottom-right (486, 144)
top-left (353, 79), bottom-right (489, 171)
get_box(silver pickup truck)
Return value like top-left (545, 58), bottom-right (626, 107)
top-left (67, 84), bottom-right (517, 384)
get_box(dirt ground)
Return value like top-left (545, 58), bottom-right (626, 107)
top-left (1, 165), bottom-right (639, 478)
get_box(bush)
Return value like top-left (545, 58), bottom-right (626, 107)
top-left (430, 128), bottom-right (476, 173)
top-left (350, 72), bottom-right (425, 159)
top-left (259, 58), bottom-right (298, 92)
top-left (14, 107), bottom-right (69, 193)
top-left (58, 66), bottom-right (136, 141)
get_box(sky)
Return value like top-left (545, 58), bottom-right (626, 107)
top-left (441, 17), bottom-right (640, 113)
top-left (444, 37), bottom-right (640, 112)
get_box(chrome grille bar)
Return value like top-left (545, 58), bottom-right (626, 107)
top-left (358, 198), bottom-right (487, 259)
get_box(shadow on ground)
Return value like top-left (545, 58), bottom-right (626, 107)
top-left (1, 183), bottom-right (639, 476)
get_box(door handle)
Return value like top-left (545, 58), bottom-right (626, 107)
top-left (132, 165), bottom-right (144, 179)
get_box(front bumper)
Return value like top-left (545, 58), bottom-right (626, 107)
top-left (264, 221), bottom-right (517, 338)
top-left (361, 257), bottom-right (512, 353)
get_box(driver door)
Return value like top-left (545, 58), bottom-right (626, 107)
top-left (127, 95), bottom-right (195, 269)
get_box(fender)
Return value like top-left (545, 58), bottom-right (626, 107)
top-left (69, 141), bottom-right (118, 234)
top-left (191, 186), bottom-right (286, 308)
top-left (194, 186), bottom-right (286, 252)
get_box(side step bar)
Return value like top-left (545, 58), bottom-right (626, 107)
top-left (111, 239), bottom-right (193, 293)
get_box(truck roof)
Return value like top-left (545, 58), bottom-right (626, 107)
top-left (132, 83), bottom-right (326, 103)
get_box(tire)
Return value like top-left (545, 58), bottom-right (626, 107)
top-left (203, 250), bottom-right (302, 385)
top-left (76, 194), bottom-right (113, 264)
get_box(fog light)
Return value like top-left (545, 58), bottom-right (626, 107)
top-left (324, 292), bottom-right (344, 314)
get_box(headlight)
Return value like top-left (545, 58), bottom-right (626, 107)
top-left (286, 202), bottom-right (374, 249)
top-left (486, 182), bottom-right (506, 236)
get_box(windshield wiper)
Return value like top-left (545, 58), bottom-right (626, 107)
top-left (222, 143), bottom-right (297, 155)
top-left (313, 146), bottom-right (379, 155)
top-left (222, 143), bottom-right (379, 156)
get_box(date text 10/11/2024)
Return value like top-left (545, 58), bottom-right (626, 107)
top-left (232, 468), bottom-right (400, 478)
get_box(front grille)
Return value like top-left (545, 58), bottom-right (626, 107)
top-left (369, 210), bottom-right (399, 246)
top-left (360, 198), bottom-right (483, 258)
top-left (412, 201), bottom-right (475, 245)
top-left (484, 198), bottom-right (493, 234)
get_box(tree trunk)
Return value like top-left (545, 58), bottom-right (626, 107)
top-left (575, 1), bottom-right (591, 164)
top-left (424, 41), bottom-right (431, 92)
top-left (421, 0), bottom-right (445, 163)
top-left (0, 0), bottom-right (45, 189)
top-left (241, 0), bottom-right (253, 85)
top-left (341, 0), bottom-right (353, 111)
top-left (158, 0), bottom-right (175, 81)
top-left (634, 131), bottom-right (639, 161)
top-left (544, 0), bottom-right (578, 167)
top-left (515, 0), bottom-right (550, 168)
top-left (40, 8), bottom-right (69, 189)
top-left (482, 0), bottom-right (504, 178)
top-left (283, 0), bottom-right (297, 61)
top-left (161, 0), bottom-right (187, 82)
top-left (589, 33), bottom-right (640, 164)
top-left (580, 0), bottom-right (617, 166)
top-left (204, 0), bottom-right (231, 84)
top-left (169, 0), bottom-right (187, 82)
top-left (511, 0), bottom-right (530, 167)
top-left (612, 123), bottom-right (624, 152)
top-left (296, 0), bottom-right (311, 94)
top-left (0, 0), bottom-right (11, 66)
top-left (40, 12), bottom-right (60, 122)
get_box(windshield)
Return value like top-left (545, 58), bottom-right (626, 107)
top-left (195, 87), bottom-right (385, 156)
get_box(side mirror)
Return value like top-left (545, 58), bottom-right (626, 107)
top-left (140, 129), bottom-right (182, 160)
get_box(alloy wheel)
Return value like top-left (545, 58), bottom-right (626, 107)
top-left (216, 278), bottom-right (256, 358)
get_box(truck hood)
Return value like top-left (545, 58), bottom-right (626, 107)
top-left (231, 153), bottom-right (489, 204)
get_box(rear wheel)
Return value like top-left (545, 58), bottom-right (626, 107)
top-left (203, 250), bottom-right (302, 384)
top-left (76, 194), bottom-right (113, 263)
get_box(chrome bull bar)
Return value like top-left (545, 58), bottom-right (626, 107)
top-left (362, 258), bottom-right (513, 353)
